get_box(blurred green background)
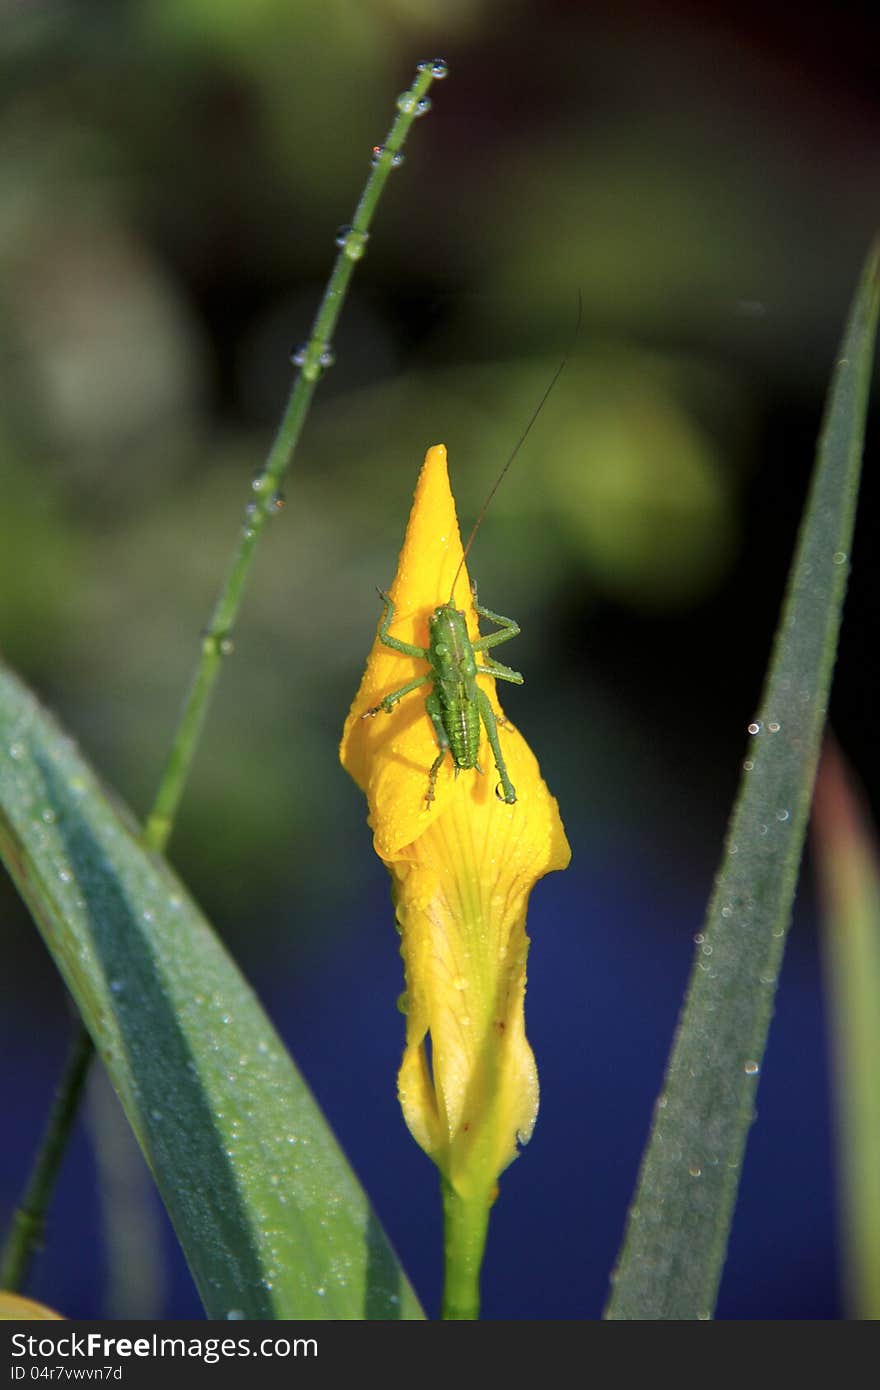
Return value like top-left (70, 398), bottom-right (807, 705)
top-left (2, 0), bottom-right (880, 1318)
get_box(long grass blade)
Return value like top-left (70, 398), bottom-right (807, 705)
top-left (0, 663), bottom-right (423, 1319)
top-left (606, 241), bottom-right (880, 1319)
top-left (813, 738), bottom-right (880, 1318)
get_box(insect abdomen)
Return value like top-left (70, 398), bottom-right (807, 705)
top-left (429, 604), bottom-right (481, 769)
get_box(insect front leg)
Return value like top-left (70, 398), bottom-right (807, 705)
top-left (374, 589), bottom-right (429, 660)
top-left (476, 687), bottom-right (516, 804)
top-left (471, 582), bottom-right (521, 654)
top-left (424, 689), bottom-right (451, 807)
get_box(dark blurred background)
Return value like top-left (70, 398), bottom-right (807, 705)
top-left (2, 0), bottom-right (880, 1320)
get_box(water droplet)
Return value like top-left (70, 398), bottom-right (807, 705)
top-left (219, 638), bottom-right (234, 656)
top-left (417, 58), bottom-right (448, 78)
top-left (41, 808), bottom-right (56, 824)
top-left (319, 345), bottom-right (335, 368)
top-left (696, 1310), bottom-right (711, 1321)
top-left (151, 1110), bottom-right (163, 1122)
top-left (832, 551), bottom-right (847, 565)
top-left (693, 931), bottom-right (705, 943)
top-left (721, 904), bottom-right (732, 918)
top-left (742, 758), bottom-right (754, 771)
top-left (729, 842), bottom-right (739, 855)
top-left (743, 1060), bottom-right (760, 1075)
top-left (315, 1286), bottom-right (326, 1297)
top-left (110, 980), bottom-right (124, 994)
top-left (290, 343), bottom-right (307, 366)
top-left (396, 92), bottom-right (417, 115)
top-left (8, 742), bottom-right (24, 760)
top-left (747, 721), bottom-right (762, 735)
top-left (767, 720), bottom-right (781, 733)
top-left (701, 943), bottom-right (713, 956)
top-left (58, 868), bottom-right (73, 884)
top-left (415, 96), bottom-right (432, 116)
top-left (758, 823), bottom-right (768, 836)
top-left (689, 1164), bottom-right (702, 1178)
top-left (776, 808), bottom-right (790, 822)
top-left (226, 1310), bottom-right (245, 1320)
top-left (143, 909), bottom-right (155, 924)
top-left (335, 225), bottom-right (369, 260)
top-left (370, 144), bottom-right (404, 168)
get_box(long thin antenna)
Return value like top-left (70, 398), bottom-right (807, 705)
top-left (449, 292), bottom-right (583, 604)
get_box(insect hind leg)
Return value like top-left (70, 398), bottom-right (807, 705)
top-left (424, 690), bottom-right (450, 807)
top-left (476, 687), bottom-right (516, 804)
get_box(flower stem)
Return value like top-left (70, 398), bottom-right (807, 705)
top-left (143, 59), bottom-right (443, 853)
top-left (441, 1179), bottom-right (491, 1319)
top-left (2, 60), bottom-right (446, 1292)
top-left (0, 1025), bottom-right (93, 1291)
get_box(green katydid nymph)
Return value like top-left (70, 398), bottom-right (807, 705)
top-left (361, 309), bottom-right (579, 809)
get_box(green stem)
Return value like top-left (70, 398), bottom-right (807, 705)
top-left (143, 58), bottom-right (444, 854)
top-left (2, 60), bottom-right (447, 1291)
top-left (0, 1025), bottom-right (93, 1291)
top-left (441, 1179), bottom-right (491, 1319)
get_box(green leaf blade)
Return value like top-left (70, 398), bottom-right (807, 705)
top-left (606, 242), bottom-right (880, 1320)
top-left (0, 664), bottom-right (423, 1320)
top-left (813, 741), bottom-right (880, 1319)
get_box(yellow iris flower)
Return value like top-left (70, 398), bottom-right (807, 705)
top-left (340, 444), bottom-right (570, 1210)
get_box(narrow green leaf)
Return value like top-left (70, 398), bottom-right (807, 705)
top-left (0, 663), bottom-right (423, 1320)
top-left (606, 241), bottom-right (880, 1320)
top-left (813, 739), bottom-right (880, 1318)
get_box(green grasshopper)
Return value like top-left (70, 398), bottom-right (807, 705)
top-left (362, 580), bottom-right (523, 806)
top-left (362, 313), bottom-right (577, 808)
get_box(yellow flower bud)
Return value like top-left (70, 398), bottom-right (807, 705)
top-left (340, 445), bottom-right (570, 1206)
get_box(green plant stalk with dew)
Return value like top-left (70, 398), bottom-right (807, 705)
top-left (0, 59), bottom-right (447, 1314)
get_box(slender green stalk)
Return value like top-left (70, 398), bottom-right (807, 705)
top-left (2, 60), bottom-right (447, 1294)
top-left (441, 1180), bottom-right (491, 1320)
top-left (0, 1025), bottom-right (93, 1290)
top-left (144, 58), bottom-right (445, 853)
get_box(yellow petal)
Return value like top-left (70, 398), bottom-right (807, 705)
top-left (340, 445), bottom-right (485, 855)
top-left (0, 1291), bottom-right (64, 1319)
top-left (340, 444), bottom-right (570, 1198)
